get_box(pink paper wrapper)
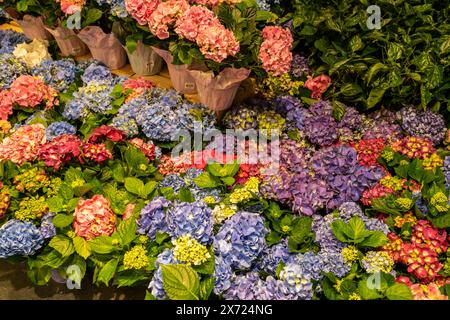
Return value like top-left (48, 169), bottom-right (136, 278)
top-left (152, 47), bottom-right (207, 94)
top-left (189, 68), bottom-right (250, 111)
top-left (45, 26), bottom-right (89, 57)
top-left (78, 26), bottom-right (127, 69)
top-left (125, 41), bottom-right (163, 76)
top-left (15, 15), bottom-right (53, 40)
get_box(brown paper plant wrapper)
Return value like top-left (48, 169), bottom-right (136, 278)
top-left (78, 26), bottom-right (127, 70)
top-left (152, 47), bottom-right (208, 94)
top-left (14, 15), bottom-right (53, 40)
top-left (45, 26), bottom-right (89, 57)
top-left (188, 67), bottom-right (251, 112)
top-left (125, 41), bottom-right (163, 76)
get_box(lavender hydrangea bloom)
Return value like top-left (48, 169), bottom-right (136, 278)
top-left (259, 169), bottom-right (294, 204)
top-left (362, 119), bottom-right (402, 142)
top-left (62, 97), bottom-right (90, 120)
top-left (256, 239), bottom-right (293, 275)
top-left (213, 255), bottom-right (233, 295)
top-left (303, 115), bottom-right (339, 147)
top-left (159, 174), bottom-right (186, 193)
top-left (444, 156), bottom-right (450, 190)
top-left (400, 106), bottom-right (446, 145)
top-left (273, 95), bottom-right (304, 130)
top-left (0, 29), bottom-right (28, 54)
top-left (167, 201), bottom-right (213, 244)
top-left (291, 175), bottom-right (333, 215)
top-left (45, 122), bottom-right (77, 141)
top-left (318, 248), bottom-right (351, 278)
top-left (279, 139), bottom-right (311, 174)
top-left (39, 212), bottom-right (56, 239)
top-left (223, 105), bottom-right (259, 131)
top-left (0, 220), bottom-right (44, 258)
top-left (31, 59), bottom-right (79, 91)
top-left (279, 263), bottom-right (314, 300)
top-left (136, 102), bottom-right (183, 141)
top-left (111, 115), bottom-right (139, 137)
top-left (312, 214), bottom-right (346, 251)
top-left (0, 54), bottom-right (27, 89)
top-left (148, 249), bottom-right (178, 299)
top-left (214, 211), bottom-right (268, 270)
top-left (137, 197), bottom-right (171, 239)
top-left (222, 272), bottom-right (269, 300)
top-left (291, 54), bottom-right (310, 78)
top-left (81, 63), bottom-right (112, 84)
top-left (339, 106), bottom-right (361, 130)
top-left (294, 251), bottom-right (324, 281)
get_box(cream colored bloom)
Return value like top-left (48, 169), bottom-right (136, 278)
top-left (13, 39), bottom-right (51, 68)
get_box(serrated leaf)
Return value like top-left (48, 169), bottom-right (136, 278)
top-left (161, 264), bottom-right (200, 300)
top-left (52, 214), bottom-right (74, 229)
top-left (360, 231), bottom-right (388, 248)
top-left (49, 235), bottom-right (74, 257)
top-left (124, 177), bottom-right (145, 197)
top-left (199, 277), bottom-right (214, 300)
top-left (358, 278), bottom-right (383, 300)
top-left (386, 283), bottom-right (413, 300)
top-left (97, 258), bottom-right (119, 286)
top-left (194, 172), bottom-right (222, 188)
top-left (117, 218), bottom-right (137, 246)
top-left (367, 87), bottom-right (386, 109)
top-left (73, 236), bottom-right (91, 259)
top-left (47, 196), bottom-right (65, 213)
top-left (88, 236), bottom-right (116, 254)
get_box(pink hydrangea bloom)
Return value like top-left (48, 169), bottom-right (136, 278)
top-left (0, 124), bottom-right (46, 165)
top-left (73, 195), bottom-right (116, 240)
top-left (188, 0), bottom-right (220, 6)
top-left (59, 0), bottom-right (86, 14)
top-left (0, 91), bottom-right (14, 121)
top-left (125, 0), bottom-right (160, 25)
top-left (175, 6), bottom-right (219, 41)
top-left (38, 134), bottom-right (82, 169)
top-left (304, 74), bottom-right (332, 99)
top-left (259, 26), bottom-right (293, 76)
top-left (148, 0), bottom-right (190, 39)
top-left (8, 75), bottom-right (58, 110)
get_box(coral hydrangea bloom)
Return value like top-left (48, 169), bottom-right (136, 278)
top-left (304, 75), bottom-right (332, 100)
top-left (82, 143), bottom-right (113, 163)
top-left (125, 0), bottom-right (160, 25)
top-left (73, 195), bottom-right (116, 240)
top-left (59, 0), bottom-right (86, 14)
top-left (148, 0), bottom-right (190, 40)
top-left (0, 124), bottom-right (46, 165)
top-left (0, 90), bottom-right (14, 121)
top-left (259, 26), bottom-right (293, 76)
top-left (8, 75), bottom-right (58, 110)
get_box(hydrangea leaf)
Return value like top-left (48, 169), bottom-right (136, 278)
top-left (161, 264), bottom-right (200, 300)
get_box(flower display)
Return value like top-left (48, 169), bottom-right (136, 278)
top-left (399, 106), bottom-right (446, 145)
top-left (259, 26), bottom-right (293, 76)
top-left (0, 54), bottom-right (27, 89)
top-left (73, 195), bottom-right (116, 240)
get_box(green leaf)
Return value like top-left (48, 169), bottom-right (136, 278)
top-left (332, 100), bottom-right (346, 121)
top-left (52, 214), bottom-right (74, 229)
top-left (221, 176), bottom-right (235, 186)
top-left (83, 8), bottom-right (103, 28)
top-left (367, 87), bottom-right (386, 109)
top-left (58, 183), bottom-right (74, 201)
top-left (358, 278), bottom-right (383, 300)
top-left (349, 35), bottom-right (363, 52)
top-left (348, 217), bottom-right (370, 241)
top-left (440, 36), bottom-right (450, 54)
top-left (360, 231), bottom-right (388, 248)
top-left (88, 236), bottom-right (116, 254)
top-left (97, 258), bottom-right (119, 286)
top-left (117, 218), bottom-right (137, 247)
top-left (124, 177), bottom-right (148, 198)
top-left (428, 213), bottom-right (450, 228)
top-left (339, 83), bottom-right (362, 97)
top-left (73, 236), bottom-right (91, 259)
top-left (161, 264), bottom-right (200, 300)
top-left (116, 271), bottom-right (149, 288)
top-left (206, 162), bottom-right (240, 177)
top-left (47, 196), bottom-right (65, 213)
top-left (49, 235), bottom-right (74, 257)
top-left (178, 187), bottom-right (195, 203)
top-left (194, 172), bottom-right (222, 188)
top-left (199, 277), bottom-right (214, 300)
top-left (290, 217), bottom-right (312, 243)
top-left (386, 283), bottom-right (413, 300)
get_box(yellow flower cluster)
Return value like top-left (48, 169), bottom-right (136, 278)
top-left (229, 177), bottom-right (260, 204)
top-left (381, 149), bottom-right (394, 162)
top-left (422, 154), bottom-right (443, 171)
top-left (430, 192), bottom-right (449, 213)
top-left (395, 198), bottom-right (413, 211)
top-left (0, 120), bottom-right (11, 134)
top-left (15, 196), bottom-right (48, 221)
top-left (334, 279), bottom-right (343, 293)
top-left (348, 293), bottom-right (362, 300)
top-left (362, 251), bottom-right (394, 274)
top-left (380, 176), bottom-right (404, 191)
top-left (123, 245), bottom-right (149, 270)
top-left (212, 203), bottom-right (237, 224)
top-left (202, 196), bottom-right (217, 204)
top-left (341, 246), bottom-right (359, 263)
top-left (173, 235), bottom-right (211, 266)
top-left (394, 213), bottom-right (417, 228)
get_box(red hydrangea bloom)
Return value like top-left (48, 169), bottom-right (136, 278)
top-left (411, 220), bottom-right (448, 254)
top-left (391, 136), bottom-right (435, 159)
top-left (88, 125), bottom-right (125, 143)
top-left (354, 138), bottom-right (385, 167)
top-left (235, 163), bottom-right (263, 185)
top-left (399, 243), bottom-right (443, 282)
top-left (129, 138), bottom-right (157, 161)
top-left (361, 183), bottom-right (395, 206)
top-left (82, 143), bottom-right (113, 163)
top-left (38, 134), bottom-right (82, 169)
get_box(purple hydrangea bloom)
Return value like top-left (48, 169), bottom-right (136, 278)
top-left (137, 197), bottom-right (171, 239)
top-left (303, 115), bottom-right (339, 147)
top-left (312, 214), bottom-right (346, 251)
top-left (214, 211), bottom-right (268, 270)
top-left (213, 255), bottom-right (233, 295)
top-left (362, 119), bottom-right (402, 142)
top-left (255, 239), bottom-right (293, 275)
top-left (39, 212), bottom-right (56, 239)
top-left (279, 139), bottom-right (311, 174)
top-left (318, 248), bottom-right (351, 278)
top-left (339, 106), bottom-right (361, 130)
top-left (259, 169), bottom-right (294, 204)
top-left (291, 54), bottom-right (310, 78)
top-left (45, 121), bottom-right (77, 141)
top-left (167, 201), bottom-right (213, 244)
top-left (444, 156), bottom-right (450, 190)
top-left (222, 272), bottom-right (268, 300)
top-left (0, 220), bottom-right (44, 258)
top-left (81, 63), bottom-right (112, 84)
top-left (272, 95), bottom-right (305, 130)
top-left (223, 105), bottom-right (259, 131)
top-left (399, 106), bottom-right (446, 145)
top-left (290, 175), bottom-right (333, 215)
top-left (148, 249), bottom-right (178, 299)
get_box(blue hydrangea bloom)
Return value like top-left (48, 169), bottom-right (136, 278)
top-left (444, 156), bottom-right (450, 190)
top-left (62, 97), bottom-right (90, 120)
top-left (214, 211), bottom-right (268, 270)
top-left (183, 168), bottom-right (222, 203)
top-left (31, 59), bottom-right (79, 92)
top-left (110, 115), bottom-right (139, 137)
top-left (166, 201), bottom-right (213, 245)
top-left (94, 0), bottom-right (128, 18)
top-left (294, 251), bottom-right (324, 281)
top-left (213, 255), bottom-right (233, 295)
top-left (318, 248), bottom-right (351, 278)
top-left (256, 239), bottom-right (293, 275)
top-left (159, 174), bottom-right (186, 194)
top-left (0, 54), bottom-right (27, 89)
top-left (148, 249), bottom-right (178, 300)
top-left (0, 220), bottom-right (44, 258)
top-left (279, 263), bottom-right (314, 299)
top-left (0, 29), bottom-right (28, 54)
top-left (39, 212), bottom-right (56, 239)
top-left (137, 197), bottom-right (171, 240)
top-left (81, 63), bottom-right (112, 84)
top-left (45, 121), bottom-right (77, 141)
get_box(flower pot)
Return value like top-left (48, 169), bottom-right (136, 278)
top-left (78, 26), bottom-right (127, 69)
top-left (15, 15), bottom-right (53, 40)
top-left (188, 68), bottom-right (251, 111)
top-left (125, 41), bottom-right (163, 76)
top-left (152, 47), bottom-right (207, 94)
top-left (45, 26), bottom-right (89, 57)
